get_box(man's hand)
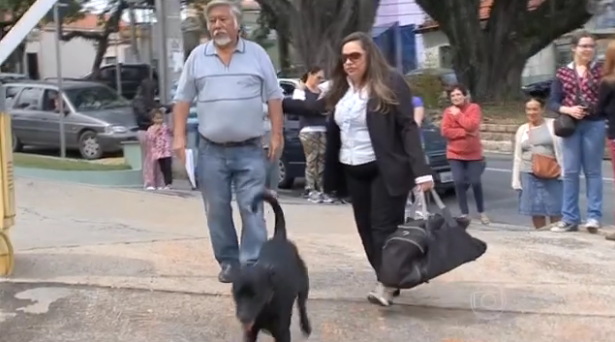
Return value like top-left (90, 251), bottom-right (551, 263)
top-left (268, 133), bottom-right (283, 160)
top-left (173, 135), bottom-right (186, 164)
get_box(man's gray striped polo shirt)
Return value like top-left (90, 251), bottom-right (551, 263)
top-left (173, 38), bottom-right (283, 143)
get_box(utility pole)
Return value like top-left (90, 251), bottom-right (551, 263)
top-left (53, 2), bottom-right (67, 158)
top-left (154, 0), bottom-right (184, 105)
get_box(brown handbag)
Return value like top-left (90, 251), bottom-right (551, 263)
top-left (532, 153), bottom-right (560, 179)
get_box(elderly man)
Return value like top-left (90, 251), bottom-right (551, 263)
top-left (172, 0), bottom-right (283, 283)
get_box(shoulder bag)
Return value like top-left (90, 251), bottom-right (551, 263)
top-left (530, 126), bottom-right (561, 179)
top-left (554, 68), bottom-right (594, 137)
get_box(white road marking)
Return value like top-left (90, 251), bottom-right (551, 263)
top-left (486, 167), bottom-right (614, 182)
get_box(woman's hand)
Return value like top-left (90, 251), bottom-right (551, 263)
top-left (562, 106), bottom-right (586, 119)
top-left (416, 180), bottom-right (435, 192)
top-left (449, 106), bottom-right (461, 116)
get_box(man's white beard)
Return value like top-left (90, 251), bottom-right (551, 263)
top-left (213, 35), bottom-right (232, 47)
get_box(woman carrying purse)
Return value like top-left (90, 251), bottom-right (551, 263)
top-left (512, 97), bottom-right (564, 229)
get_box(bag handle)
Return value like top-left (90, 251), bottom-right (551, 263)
top-left (428, 188), bottom-right (459, 228)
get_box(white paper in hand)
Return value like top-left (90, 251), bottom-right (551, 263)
top-left (184, 149), bottom-right (196, 188)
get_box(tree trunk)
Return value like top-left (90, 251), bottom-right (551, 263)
top-left (416, 0), bottom-right (592, 102)
top-left (91, 1), bottom-right (128, 77)
top-left (278, 33), bottom-right (291, 73)
top-left (255, 0), bottom-right (380, 75)
top-left (128, 4), bottom-right (141, 62)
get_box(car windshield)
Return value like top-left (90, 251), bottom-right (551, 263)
top-left (441, 73), bottom-right (457, 85)
top-left (65, 86), bottom-right (130, 111)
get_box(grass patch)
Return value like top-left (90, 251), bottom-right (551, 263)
top-left (13, 153), bottom-right (131, 171)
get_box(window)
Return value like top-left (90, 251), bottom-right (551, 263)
top-left (555, 43), bottom-right (572, 68)
top-left (14, 87), bottom-right (43, 110)
top-left (5, 86), bottom-right (21, 107)
top-left (64, 85), bottom-right (129, 112)
top-left (99, 67), bottom-right (117, 81)
top-left (103, 56), bottom-right (117, 65)
top-left (439, 45), bottom-right (453, 69)
top-left (121, 67), bottom-right (141, 80)
top-left (279, 82), bottom-right (295, 97)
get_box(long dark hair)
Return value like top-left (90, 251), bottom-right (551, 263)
top-left (300, 66), bottom-right (323, 83)
top-left (325, 32), bottom-right (398, 113)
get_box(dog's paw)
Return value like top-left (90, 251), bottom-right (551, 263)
top-left (300, 318), bottom-right (312, 337)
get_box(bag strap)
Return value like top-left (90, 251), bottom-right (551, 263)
top-left (428, 188), bottom-right (459, 228)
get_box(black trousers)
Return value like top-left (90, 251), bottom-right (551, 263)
top-left (157, 157), bottom-right (173, 186)
top-left (344, 162), bottom-right (407, 281)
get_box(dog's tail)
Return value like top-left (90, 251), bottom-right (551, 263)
top-left (251, 191), bottom-right (287, 240)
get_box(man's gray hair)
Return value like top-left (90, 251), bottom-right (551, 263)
top-left (205, 0), bottom-right (242, 29)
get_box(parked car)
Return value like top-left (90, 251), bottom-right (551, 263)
top-left (0, 73), bottom-right (29, 84)
top-left (521, 79), bottom-right (552, 99)
top-left (5, 80), bottom-right (138, 159)
top-left (276, 79), bottom-right (454, 193)
top-left (82, 63), bottom-right (158, 100)
top-left (406, 67), bottom-right (458, 86)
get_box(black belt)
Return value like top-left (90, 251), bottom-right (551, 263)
top-left (201, 136), bottom-right (260, 147)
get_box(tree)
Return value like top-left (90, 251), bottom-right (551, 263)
top-left (255, 0), bottom-right (381, 73)
top-left (61, 0), bottom-right (128, 77)
top-left (416, 0), bottom-right (593, 102)
top-left (0, 0), bottom-right (85, 72)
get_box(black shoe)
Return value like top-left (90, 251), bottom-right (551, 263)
top-left (218, 264), bottom-right (235, 283)
top-left (550, 221), bottom-right (579, 232)
top-left (302, 189), bottom-right (311, 198)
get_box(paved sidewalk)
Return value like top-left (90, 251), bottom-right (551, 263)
top-left (1, 178), bottom-right (614, 342)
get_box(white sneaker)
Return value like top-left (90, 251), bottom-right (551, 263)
top-left (321, 193), bottom-right (335, 204)
top-left (307, 191), bottom-right (323, 203)
top-left (367, 283), bottom-right (394, 307)
top-left (585, 219), bottom-right (600, 234)
top-left (145, 186), bottom-right (156, 191)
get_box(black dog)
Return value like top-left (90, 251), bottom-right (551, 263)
top-left (232, 191), bottom-right (311, 342)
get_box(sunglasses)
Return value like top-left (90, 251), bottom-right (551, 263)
top-left (341, 52), bottom-right (363, 63)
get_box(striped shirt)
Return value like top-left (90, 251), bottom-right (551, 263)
top-left (173, 38), bottom-right (283, 143)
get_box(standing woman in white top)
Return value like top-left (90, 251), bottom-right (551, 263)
top-left (283, 32), bottom-right (434, 307)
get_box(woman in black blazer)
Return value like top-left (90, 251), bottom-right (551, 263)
top-left (283, 32), bottom-right (433, 307)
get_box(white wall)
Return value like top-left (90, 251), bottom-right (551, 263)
top-left (27, 30), bottom-right (97, 79)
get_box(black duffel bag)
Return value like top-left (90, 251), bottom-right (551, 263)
top-left (380, 189), bottom-right (488, 289)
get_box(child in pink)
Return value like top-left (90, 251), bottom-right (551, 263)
top-left (146, 109), bottom-right (173, 190)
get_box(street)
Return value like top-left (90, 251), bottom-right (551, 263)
top-left (1, 176), bottom-right (613, 342)
top-left (272, 153), bottom-right (615, 228)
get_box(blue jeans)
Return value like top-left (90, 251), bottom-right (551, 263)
top-left (197, 138), bottom-right (268, 266)
top-left (561, 119), bottom-right (606, 224)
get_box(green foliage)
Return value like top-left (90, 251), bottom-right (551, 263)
top-left (250, 12), bottom-right (274, 50)
top-left (405, 74), bottom-right (446, 109)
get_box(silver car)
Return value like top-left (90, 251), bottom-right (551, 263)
top-left (5, 81), bottom-right (138, 159)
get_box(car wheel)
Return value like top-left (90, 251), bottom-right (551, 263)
top-left (11, 134), bottom-right (23, 152)
top-left (277, 157), bottom-right (294, 189)
top-left (79, 130), bottom-right (103, 160)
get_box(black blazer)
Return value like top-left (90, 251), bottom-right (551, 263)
top-left (283, 72), bottom-right (431, 197)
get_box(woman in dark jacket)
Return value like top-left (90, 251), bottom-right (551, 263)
top-left (283, 32), bottom-right (433, 307)
top-left (133, 78), bottom-right (164, 189)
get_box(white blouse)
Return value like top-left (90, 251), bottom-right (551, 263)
top-left (334, 84), bottom-right (375, 166)
top-left (333, 82), bottom-right (434, 186)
